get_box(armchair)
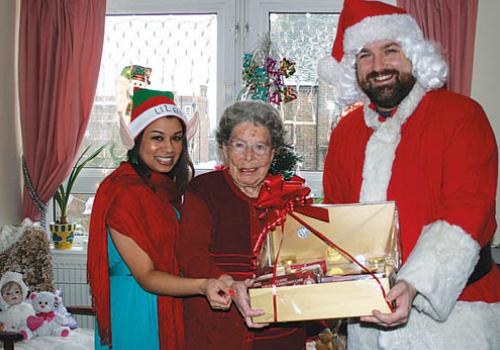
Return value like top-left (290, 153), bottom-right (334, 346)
top-left (0, 220), bottom-right (94, 350)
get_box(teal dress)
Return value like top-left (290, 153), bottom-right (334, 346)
top-left (94, 231), bottom-right (160, 350)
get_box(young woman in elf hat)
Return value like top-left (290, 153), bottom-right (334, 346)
top-left (87, 88), bottom-right (232, 350)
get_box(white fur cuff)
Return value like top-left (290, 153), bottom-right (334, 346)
top-left (396, 220), bottom-right (480, 321)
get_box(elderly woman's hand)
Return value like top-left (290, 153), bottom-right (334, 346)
top-left (231, 278), bottom-right (269, 328)
top-left (360, 279), bottom-right (417, 327)
top-left (202, 275), bottom-right (233, 310)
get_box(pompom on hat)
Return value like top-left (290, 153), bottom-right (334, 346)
top-left (119, 88), bottom-right (187, 150)
top-left (318, 0), bottom-right (448, 107)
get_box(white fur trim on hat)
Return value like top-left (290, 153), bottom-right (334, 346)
top-left (119, 103), bottom-right (187, 150)
top-left (129, 103), bottom-right (186, 139)
top-left (343, 14), bottom-right (423, 55)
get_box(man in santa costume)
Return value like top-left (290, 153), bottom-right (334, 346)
top-left (319, 0), bottom-right (500, 349)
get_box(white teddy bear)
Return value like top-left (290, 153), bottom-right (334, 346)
top-left (20, 291), bottom-right (70, 340)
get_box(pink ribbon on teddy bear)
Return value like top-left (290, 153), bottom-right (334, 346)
top-left (26, 311), bottom-right (55, 331)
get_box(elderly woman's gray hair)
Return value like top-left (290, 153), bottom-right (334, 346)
top-left (216, 100), bottom-right (285, 150)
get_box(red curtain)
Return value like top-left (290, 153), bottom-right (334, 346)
top-left (397, 0), bottom-right (478, 96)
top-left (19, 0), bottom-right (106, 223)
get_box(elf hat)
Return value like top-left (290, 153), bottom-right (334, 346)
top-left (0, 271), bottom-right (29, 305)
top-left (119, 88), bottom-right (187, 150)
top-left (317, 0), bottom-right (447, 107)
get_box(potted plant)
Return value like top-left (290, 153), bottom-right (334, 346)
top-left (50, 144), bottom-right (105, 249)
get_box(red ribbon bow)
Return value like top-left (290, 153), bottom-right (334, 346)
top-left (251, 175), bottom-right (312, 269)
top-left (35, 311), bottom-right (55, 321)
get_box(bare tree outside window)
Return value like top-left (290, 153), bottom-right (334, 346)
top-left (270, 13), bottom-right (340, 171)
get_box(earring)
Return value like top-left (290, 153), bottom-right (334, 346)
top-left (130, 153), bottom-right (139, 165)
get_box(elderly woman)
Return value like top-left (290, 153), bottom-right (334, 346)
top-left (177, 100), bottom-right (306, 350)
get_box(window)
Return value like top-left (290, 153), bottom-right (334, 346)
top-left (86, 13), bottom-right (219, 169)
top-left (269, 13), bottom-right (340, 171)
top-left (58, 0), bottom-right (349, 237)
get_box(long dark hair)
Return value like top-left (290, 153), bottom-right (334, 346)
top-left (127, 118), bottom-right (194, 196)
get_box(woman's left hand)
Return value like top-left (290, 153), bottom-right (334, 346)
top-left (202, 275), bottom-right (233, 310)
top-left (360, 279), bottom-right (417, 327)
top-left (231, 278), bottom-right (269, 328)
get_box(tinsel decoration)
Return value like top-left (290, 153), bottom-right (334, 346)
top-left (268, 144), bottom-right (302, 180)
top-left (237, 35), bottom-right (298, 107)
top-left (237, 35), bottom-right (302, 179)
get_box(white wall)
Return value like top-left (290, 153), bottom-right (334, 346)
top-left (0, 0), bottom-right (22, 228)
top-left (471, 0), bottom-right (500, 245)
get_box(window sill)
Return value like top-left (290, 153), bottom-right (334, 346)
top-left (50, 245), bottom-right (87, 254)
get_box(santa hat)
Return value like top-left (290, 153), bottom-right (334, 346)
top-left (0, 271), bottom-right (29, 305)
top-left (120, 88), bottom-right (187, 150)
top-left (318, 0), bottom-right (448, 107)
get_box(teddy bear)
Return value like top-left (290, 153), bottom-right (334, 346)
top-left (20, 291), bottom-right (70, 340)
top-left (0, 271), bottom-right (35, 332)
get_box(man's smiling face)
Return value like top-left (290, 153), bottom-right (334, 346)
top-left (356, 40), bottom-right (416, 111)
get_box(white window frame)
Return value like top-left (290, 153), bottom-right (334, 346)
top-left (48, 0), bottom-right (240, 234)
top-left (243, 0), bottom-right (395, 194)
top-left (184, 105), bottom-right (193, 116)
top-left (244, 0), bottom-right (344, 51)
top-left (244, 0), bottom-right (344, 195)
top-left (107, 0), bottom-right (240, 116)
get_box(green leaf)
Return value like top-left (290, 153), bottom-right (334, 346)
top-left (65, 144), bottom-right (106, 199)
top-left (53, 144), bottom-right (105, 223)
top-left (268, 144), bottom-right (302, 180)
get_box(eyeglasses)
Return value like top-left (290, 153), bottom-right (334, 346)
top-left (229, 139), bottom-right (271, 156)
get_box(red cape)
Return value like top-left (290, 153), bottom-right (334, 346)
top-left (87, 162), bottom-right (184, 349)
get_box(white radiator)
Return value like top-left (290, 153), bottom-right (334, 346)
top-left (52, 253), bottom-right (94, 329)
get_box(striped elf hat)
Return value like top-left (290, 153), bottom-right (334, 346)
top-left (119, 88), bottom-right (187, 149)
